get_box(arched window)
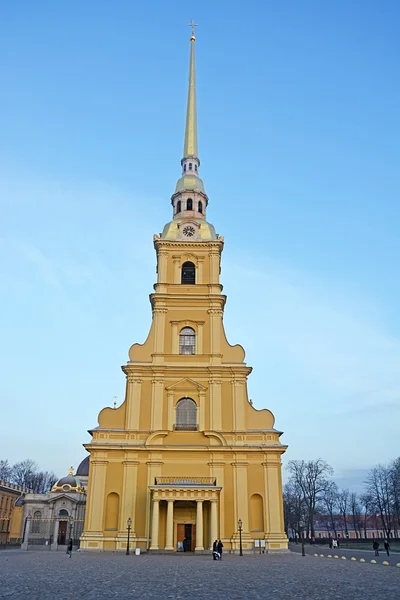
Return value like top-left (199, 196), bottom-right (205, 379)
top-left (186, 198), bottom-right (193, 210)
top-left (59, 509), bottom-right (68, 517)
top-left (179, 327), bottom-right (195, 354)
top-left (175, 398), bottom-right (197, 430)
top-left (181, 261), bottom-right (195, 284)
top-left (176, 200), bottom-right (181, 214)
top-left (32, 511), bottom-right (41, 533)
top-left (198, 201), bottom-right (203, 214)
top-left (184, 164), bottom-right (187, 172)
top-left (195, 164), bottom-right (198, 171)
top-left (189, 162), bottom-right (193, 170)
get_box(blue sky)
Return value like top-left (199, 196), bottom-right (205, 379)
top-left (1, 1), bottom-right (399, 490)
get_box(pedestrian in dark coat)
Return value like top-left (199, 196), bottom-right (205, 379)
top-left (67, 539), bottom-right (73, 558)
top-left (217, 539), bottom-right (223, 560)
top-left (384, 540), bottom-right (390, 556)
top-left (373, 540), bottom-right (380, 556)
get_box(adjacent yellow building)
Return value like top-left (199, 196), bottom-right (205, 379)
top-left (80, 28), bottom-right (288, 553)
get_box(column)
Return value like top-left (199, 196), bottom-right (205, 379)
top-left (150, 498), bottom-right (160, 550)
top-left (209, 379), bottom-right (222, 430)
top-left (119, 460), bottom-right (139, 534)
top-left (171, 322), bottom-right (179, 354)
top-left (195, 500), bottom-right (204, 551)
top-left (125, 376), bottom-right (142, 430)
top-left (233, 462), bottom-right (249, 532)
top-left (157, 251), bottom-right (168, 283)
top-left (51, 518), bottom-right (60, 550)
top-left (165, 500), bottom-right (174, 550)
top-left (197, 257), bottom-right (204, 283)
top-left (208, 309), bottom-right (222, 356)
top-left (209, 251), bottom-right (220, 284)
top-left (263, 457), bottom-right (285, 539)
top-left (199, 391), bottom-right (206, 431)
top-left (21, 516), bottom-right (31, 551)
top-left (151, 376), bottom-right (164, 430)
top-left (197, 322), bottom-right (204, 354)
top-left (232, 379), bottom-right (246, 431)
top-left (173, 257), bottom-right (181, 284)
top-left (210, 500), bottom-right (218, 548)
top-left (153, 307), bottom-right (167, 355)
top-left (85, 460), bottom-right (107, 534)
top-left (167, 391), bottom-right (174, 430)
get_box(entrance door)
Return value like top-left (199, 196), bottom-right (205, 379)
top-left (177, 524), bottom-right (196, 551)
top-left (58, 521), bottom-right (67, 545)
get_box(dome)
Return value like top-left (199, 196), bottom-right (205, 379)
top-left (76, 456), bottom-right (89, 477)
top-left (51, 468), bottom-right (85, 494)
top-left (174, 174), bottom-right (205, 194)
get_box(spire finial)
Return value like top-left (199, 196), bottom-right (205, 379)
top-left (188, 19), bottom-right (198, 40)
top-left (69, 466), bottom-right (74, 476)
top-left (183, 22), bottom-right (198, 159)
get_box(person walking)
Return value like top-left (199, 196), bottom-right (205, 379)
top-left (217, 539), bottom-right (223, 560)
top-left (373, 540), bottom-right (380, 556)
top-left (67, 539), bottom-right (73, 558)
top-left (212, 539), bottom-right (219, 560)
top-left (384, 540), bottom-right (390, 556)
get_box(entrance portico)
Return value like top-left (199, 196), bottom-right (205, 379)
top-left (149, 477), bottom-right (221, 552)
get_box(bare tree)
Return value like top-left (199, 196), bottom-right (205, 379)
top-left (287, 459), bottom-right (333, 538)
top-left (350, 492), bottom-right (362, 538)
top-left (10, 459), bottom-right (57, 493)
top-left (321, 481), bottom-right (339, 537)
top-left (283, 480), bottom-right (308, 539)
top-left (360, 492), bottom-right (373, 539)
top-left (11, 459), bottom-right (37, 488)
top-left (366, 465), bottom-right (393, 538)
top-left (338, 488), bottom-right (350, 536)
top-left (0, 460), bottom-right (12, 482)
top-left (389, 457), bottom-right (400, 536)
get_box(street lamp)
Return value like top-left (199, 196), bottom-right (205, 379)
top-left (299, 520), bottom-right (305, 557)
top-left (69, 516), bottom-right (73, 544)
top-left (126, 517), bottom-right (132, 555)
top-left (238, 518), bottom-right (243, 556)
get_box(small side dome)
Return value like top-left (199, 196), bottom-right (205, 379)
top-left (75, 456), bottom-right (89, 477)
top-left (51, 467), bottom-right (84, 494)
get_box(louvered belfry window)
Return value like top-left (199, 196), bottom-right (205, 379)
top-left (181, 261), bottom-right (196, 284)
top-left (175, 398), bottom-right (197, 430)
top-left (179, 327), bottom-right (195, 354)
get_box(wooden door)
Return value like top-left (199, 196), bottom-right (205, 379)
top-left (177, 524), bottom-right (185, 548)
top-left (58, 521), bottom-right (67, 545)
top-left (191, 524), bottom-right (196, 551)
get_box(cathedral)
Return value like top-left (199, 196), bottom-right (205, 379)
top-left (80, 28), bottom-right (288, 553)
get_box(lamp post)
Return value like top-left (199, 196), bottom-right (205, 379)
top-left (299, 520), bottom-right (305, 557)
top-left (238, 518), bottom-right (243, 556)
top-left (126, 517), bottom-right (132, 555)
top-left (69, 516), bottom-right (74, 544)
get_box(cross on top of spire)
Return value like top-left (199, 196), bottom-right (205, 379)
top-left (188, 20), bottom-right (198, 40)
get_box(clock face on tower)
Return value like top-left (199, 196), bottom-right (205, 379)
top-left (182, 225), bottom-right (196, 237)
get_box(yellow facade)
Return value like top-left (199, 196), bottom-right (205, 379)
top-left (0, 481), bottom-right (28, 544)
top-left (80, 31), bottom-right (288, 553)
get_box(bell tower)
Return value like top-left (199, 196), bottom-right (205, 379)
top-left (80, 25), bottom-right (288, 555)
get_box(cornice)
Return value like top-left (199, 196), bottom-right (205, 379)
top-left (154, 238), bottom-right (224, 251)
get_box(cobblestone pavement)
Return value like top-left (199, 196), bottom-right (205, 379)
top-left (0, 550), bottom-right (399, 600)
top-left (290, 543), bottom-right (400, 566)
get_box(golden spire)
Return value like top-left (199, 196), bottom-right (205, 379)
top-left (183, 21), bottom-right (199, 159)
top-left (69, 466), bottom-right (74, 476)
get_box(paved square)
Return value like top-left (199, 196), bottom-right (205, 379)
top-left (0, 550), bottom-right (399, 599)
